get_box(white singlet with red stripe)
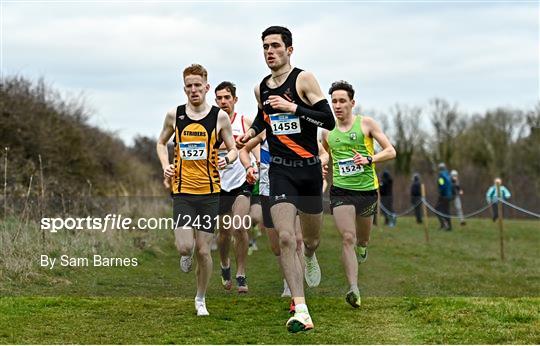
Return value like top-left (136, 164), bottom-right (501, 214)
top-left (218, 113), bottom-right (247, 192)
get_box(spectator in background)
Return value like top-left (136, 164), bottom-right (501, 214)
top-left (486, 177), bottom-right (512, 222)
top-left (410, 173), bottom-right (422, 224)
top-left (450, 170), bottom-right (466, 226)
top-left (379, 169), bottom-right (396, 227)
top-left (436, 163), bottom-right (453, 231)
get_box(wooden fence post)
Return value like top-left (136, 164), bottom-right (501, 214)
top-left (421, 183), bottom-right (429, 243)
top-left (496, 181), bottom-right (505, 260)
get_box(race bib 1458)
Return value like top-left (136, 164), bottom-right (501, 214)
top-left (269, 113), bottom-right (301, 135)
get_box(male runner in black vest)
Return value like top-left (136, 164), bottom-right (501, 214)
top-left (240, 26), bottom-right (335, 333)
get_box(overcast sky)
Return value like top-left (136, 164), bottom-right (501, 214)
top-left (2, 1), bottom-right (538, 144)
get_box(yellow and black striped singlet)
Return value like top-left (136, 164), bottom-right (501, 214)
top-left (171, 105), bottom-right (221, 195)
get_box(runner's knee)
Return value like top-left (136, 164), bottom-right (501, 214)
top-left (195, 243), bottom-right (211, 259)
top-left (303, 237), bottom-right (320, 252)
top-left (278, 231), bottom-right (296, 249)
top-left (342, 231), bottom-right (356, 247)
top-left (177, 242), bottom-right (193, 256)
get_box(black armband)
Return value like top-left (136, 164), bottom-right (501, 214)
top-left (296, 99), bottom-right (335, 130)
top-left (250, 107), bottom-right (265, 135)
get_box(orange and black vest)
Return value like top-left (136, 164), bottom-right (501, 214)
top-left (171, 105), bottom-right (221, 195)
top-left (260, 67), bottom-right (318, 159)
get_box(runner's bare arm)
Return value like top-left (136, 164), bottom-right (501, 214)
top-left (218, 109), bottom-right (238, 168)
top-left (240, 131), bottom-right (265, 167)
top-left (242, 115), bottom-right (261, 163)
top-left (320, 129), bottom-right (331, 180)
top-left (267, 71), bottom-right (335, 130)
top-left (156, 109), bottom-right (176, 179)
top-left (239, 132), bottom-right (264, 184)
top-left (364, 116), bottom-right (396, 164)
top-left (320, 129), bottom-right (331, 156)
top-left (240, 85), bottom-right (264, 143)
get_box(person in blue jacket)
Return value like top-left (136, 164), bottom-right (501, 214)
top-left (435, 163), bottom-right (453, 231)
top-left (486, 177), bottom-right (511, 221)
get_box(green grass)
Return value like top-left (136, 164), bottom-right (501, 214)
top-left (1, 216), bottom-right (539, 344)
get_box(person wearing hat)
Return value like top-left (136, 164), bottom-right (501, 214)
top-left (486, 177), bottom-right (512, 221)
top-left (450, 170), bottom-right (466, 226)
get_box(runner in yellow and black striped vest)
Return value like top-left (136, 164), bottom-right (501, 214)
top-left (156, 64), bottom-right (237, 317)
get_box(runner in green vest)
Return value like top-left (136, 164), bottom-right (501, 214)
top-left (321, 80), bottom-right (396, 308)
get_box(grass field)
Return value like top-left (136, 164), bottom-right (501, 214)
top-left (1, 216), bottom-right (539, 344)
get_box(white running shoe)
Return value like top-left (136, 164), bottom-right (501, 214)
top-left (286, 311), bottom-right (314, 333)
top-left (180, 246), bottom-right (194, 273)
top-left (281, 279), bottom-right (291, 297)
top-left (304, 253), bottom-right (321, 287)
top-left (195, 298), bottom-right (209, 316)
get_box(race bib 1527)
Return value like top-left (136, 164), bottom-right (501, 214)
top-left (179, 142), bottom-right (207, 160)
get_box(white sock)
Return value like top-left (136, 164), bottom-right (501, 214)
top-left (195, 294), bottom-right (205, 302)
top-left (350, 284), bottom-right (359, 293)
top-left (283, 279), bottom-right (289, 290)
top-left (295, 303), bottom-right (308, 313)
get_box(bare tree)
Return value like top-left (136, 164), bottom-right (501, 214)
top-left (428, 98), bottom-right (465, 167)
top-left (386, 104), bottom-right (424, 175)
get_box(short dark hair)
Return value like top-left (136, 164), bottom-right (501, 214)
top-left (262, 26), bottom-right (292, 47)
top-left (329, 80), bottom-right (355, 100)
top-left (215, 81), bottom-right (236, 97)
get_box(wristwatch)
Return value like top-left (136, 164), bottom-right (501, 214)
top-left (366, 156), bottom-right (373, 165)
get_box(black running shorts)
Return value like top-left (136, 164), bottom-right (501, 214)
top-left (330, 185), bottom-right (378, 217)
top-left (172, 193), bottom-right (220, 233)
top-left (260, 195), bottom-right (274, 229)
top-left (250, 194), bottom-right (261, 206)
top-left (269, 158), bottom-right (323, 214)
top-left (219, 181), bottom-right (253, 215)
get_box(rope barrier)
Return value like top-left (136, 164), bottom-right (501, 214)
top-left (379, 200), bottom-right (422, 218)
top-left (421, 198), bottom-right (496, 219)
top-left (500, 200), bottom-right (540, 218)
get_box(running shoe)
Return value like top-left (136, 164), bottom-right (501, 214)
top-left (304, 253), bottom-right (321, 287)
top-left (355, 246), bottom-right (368, 264)
top-left (221, 266), bottom-right (232, 290)
top-left (236, 275), bottom-right (248, 294)
top-left (180, 256), bottom-right (193, 273)
top-left (180, 248), bottom-right (194, 273)
top-left (346, 289), bottom-right (361, 308)
top-left (286, 311), bottom-right (314, 333)
top-left (195, 298), bottom-right (209, 316)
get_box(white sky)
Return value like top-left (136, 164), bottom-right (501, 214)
top-left (2, 1), bottom-right (539, 144)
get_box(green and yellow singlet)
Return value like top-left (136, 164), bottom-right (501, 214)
top-left (328, 115), bottom-right (379, 191)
